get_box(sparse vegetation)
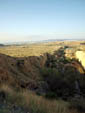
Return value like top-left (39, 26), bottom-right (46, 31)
top-left (0, 84), bottom-right (70, 113)
top-left (0, 41), bottom-right (85, 113)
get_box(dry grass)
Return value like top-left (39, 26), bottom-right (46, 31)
top-left (0, 43), bottom-right (60, 57)
top-left (0, 41), bottom-right (83, 57)
top-left (0, 84), bottom-right (73, 113)
top-left (0, 41), bottom-right (85, 58)
top-left (0, 84), bottom-right (83, 113)
top-left (22, 90), bottom-right (69, 113)
top-left (0, 84), bottom-right (14, 95)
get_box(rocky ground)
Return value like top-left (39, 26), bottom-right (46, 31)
top-left (0, 102), bottom-right (29, 113)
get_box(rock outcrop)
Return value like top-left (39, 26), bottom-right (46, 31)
top-left (76, 51), bottom-right (85, 69)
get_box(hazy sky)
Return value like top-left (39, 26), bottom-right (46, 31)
top-left (0, 0), bottom-right (85, 43)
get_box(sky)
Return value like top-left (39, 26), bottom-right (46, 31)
top-left (0, 0), bottom-right (85, 43)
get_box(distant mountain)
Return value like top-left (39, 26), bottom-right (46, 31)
top-left (3, 38), bottom-right (85, 46)
top-left (0, 44), bottom-right (5, 47)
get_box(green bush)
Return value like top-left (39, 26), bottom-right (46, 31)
top-left (45, 92), bottom-right (57, 99)
top-left (41, 67), bottom-right (70, 98)
top-left (41, 67), bottom-right (61, 91)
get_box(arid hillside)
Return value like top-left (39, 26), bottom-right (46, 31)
top-left (0, 41), bottom-right (85, 113)
top-left (0, 53), bottom-right (48, 88)
top-left (0, 41), bottom-right (85, 57)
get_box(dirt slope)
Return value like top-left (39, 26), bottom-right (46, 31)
top-left (0, 53), bottom-right (47, 89)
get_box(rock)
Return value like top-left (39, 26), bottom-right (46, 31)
top-left (76, 51), bottom-right (85, 69)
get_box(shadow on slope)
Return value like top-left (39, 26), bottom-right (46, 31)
top-left (0, 47), bottom-right (85, 100)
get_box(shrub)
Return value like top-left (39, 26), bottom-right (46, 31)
top-left (45, 92), bottom-right (57, 99)
top-left (41, 67), bottom-right (60, 91)
top-left (69, 98), bottom-right (85, 112)
top-left (41, 67), bottom-right (70, 98)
